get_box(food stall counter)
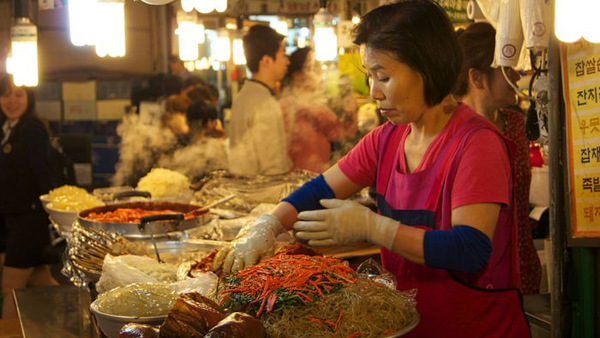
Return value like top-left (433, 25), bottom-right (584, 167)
top-left (14, 285), bottom-right (99, 338)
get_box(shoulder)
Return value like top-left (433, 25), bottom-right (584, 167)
top-left (19, 116), bottom-right (48, 136)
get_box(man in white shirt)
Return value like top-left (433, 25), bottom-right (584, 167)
top-left (228, 25), bottom-right (291, 176)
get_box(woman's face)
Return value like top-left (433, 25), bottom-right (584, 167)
top-left (0, 86), bottom-right (29, 121)
top-left (482, 66), bottom-right (520, 110)
top-left (360, 45), bottom-right (428, 125)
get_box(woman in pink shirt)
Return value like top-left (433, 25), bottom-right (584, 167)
top-left (215, 2), bottom-right (529, 336)
top-left (280, 47), bottom-right (357, 173)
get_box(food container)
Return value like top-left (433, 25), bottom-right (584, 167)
top-left (46, 203), bottom-right (78, 235)
top-left (90, 302), bottom-right (165, 338)
top-left (78, 201), bottom-right (210, 240)
top-left (39, 194), bottom-right (53, 213)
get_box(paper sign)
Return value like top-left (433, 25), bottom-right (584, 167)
top-left (561, 41), bottom-right (600, 238)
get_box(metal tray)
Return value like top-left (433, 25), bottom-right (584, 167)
top-left (382, 313), bottom-right (420, 337)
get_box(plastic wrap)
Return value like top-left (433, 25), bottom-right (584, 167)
top-left (96, 254), bottom-right (178, 293)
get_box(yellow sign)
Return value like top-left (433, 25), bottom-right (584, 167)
top-left (562, 41), bottom-right (600, 238)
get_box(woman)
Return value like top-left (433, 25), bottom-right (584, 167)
top-left (454, 22), bottom-right (541, 294)
top-left (0, 74), bottom-right (58, 318)
top-left (280, 47), bottom-right (357, 172)
top-left (213, 1), bottom-right (529, 336)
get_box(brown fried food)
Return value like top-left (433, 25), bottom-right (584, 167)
top-left (159, 293), bottom-right (226, 338)
top-left (203, 312), bottom-right (266, 338)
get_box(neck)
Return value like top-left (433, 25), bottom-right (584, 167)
top-left (461, 92), bottom-right (496, 118)
top-left (409, 95), bottom-right (457, 141)
top-left (252, 72), bottom-right (276, 90)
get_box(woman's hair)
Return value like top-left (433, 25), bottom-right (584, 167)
top-left (282, 47), bottom-right (312, 88)
top-left (186, 100), bottom-right (218, 129)
top-left (453, 22), bottom-right (496, 97)
top-left (0, 73), bottom-right (37, 123)
top-left (353, 0), bottom-right (462, 106)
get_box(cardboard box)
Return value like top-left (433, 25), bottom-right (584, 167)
top-left (64, 100), bottom-right (97, 121)
top-left (97, 100), bottom-right (129, 120)
top-left (62, 81), bottom-right (96, 101)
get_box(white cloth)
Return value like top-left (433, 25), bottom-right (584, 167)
top-left (1, 119), bottom-right (18, 145)
top-left (228, 80), bottom-right (291, 176)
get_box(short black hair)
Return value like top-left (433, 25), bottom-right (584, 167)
top-left (243, 24), bottom-right (285, 73)
top-left (187, 100), bottom-right (218, 128)
top-left (353, 0), bottom-right (462, 106)
top-left (282, 47), bottom-right (312, 88)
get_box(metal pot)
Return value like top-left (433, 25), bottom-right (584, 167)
top-left (77, 201), bottom-right (210, 239)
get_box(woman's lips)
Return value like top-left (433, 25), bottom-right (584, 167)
top-left (378, 108), bottom-right (395, 116)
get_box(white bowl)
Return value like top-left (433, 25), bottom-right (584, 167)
top-left (45, 203), bottom-right (78, 235)
top-left (90, 301), bottom-right (165, 338)
top-left (39, 194), bottom-right (53, 213)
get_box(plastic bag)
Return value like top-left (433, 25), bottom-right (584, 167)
top-left (97, 254), bottom-right (178, 293)
top-left (356, 258), bottom-right (398, 290)
top-left (168, 272), bottom-right (219, 299)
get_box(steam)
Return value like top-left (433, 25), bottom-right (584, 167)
top-left (112, 112), bottom-right (229, 187)
top-left (157, 138), bottom-right (228, 181)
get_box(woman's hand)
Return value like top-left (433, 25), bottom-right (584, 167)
top-left (213, 215), bottom-right (285, 272)
top-left (293, 199), bottom-right (398, 249)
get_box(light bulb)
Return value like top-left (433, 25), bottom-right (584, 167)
top-left (233, 38), bottom-right (246, 65)
top-left (215, 0), bottom-right (227, 13)
top-left (181, 0), bottom-right (194, 12)
top-left (68, 0), bottom-right (97, 46)
top-left (195, 0), bottom-right (214, 14)
top-left (177, 11), bottom-right (199, 61)
top-left (582, 0), bottom-right (600, 43)
top-left (95, 0), bottom-right (126, 57)
top-left (10, 19), bottom-right (38, 87)
top-left (313, 8), bottom-right (337, 62)
top-left (270, 20), bottom-right (288, 36)
top-left (555, 0), bottom-right (583, 43)
top-left (213, 33), bottom-right (231, 62)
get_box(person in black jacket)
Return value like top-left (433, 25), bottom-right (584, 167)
top-left (0, 74), bottom-right (58, 318)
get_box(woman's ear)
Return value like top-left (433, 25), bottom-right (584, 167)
top-left (468, 68), bottom-right (485, 90)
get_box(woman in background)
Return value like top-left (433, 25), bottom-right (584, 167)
top-left (0, 74), bottom-right (58, 318)
top-left (454, 22), bottom-right (541, 294)
top-left (280, 47), bottom-right (357, 173)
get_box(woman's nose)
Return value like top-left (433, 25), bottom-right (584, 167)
top-left (370, 84), bottom-right (385, 101)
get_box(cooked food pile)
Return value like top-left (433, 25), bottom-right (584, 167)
top-left (85, 208), bottom-right (198, 223)
top-left (47, 185), bottom-right (104, 211)
top-left (137, 168), bottom-right (193, 200)
top-left (219, 254), bottom-right (357, 317)
top-left (261, 277), bottom-right (417, 338)
top-left (94, 283), bottom-right (178, 317)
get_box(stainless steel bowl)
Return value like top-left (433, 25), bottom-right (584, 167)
top-left (90, 301), bottom-right (165, 338)
top-left (78, 201), bottom-right (210, 239)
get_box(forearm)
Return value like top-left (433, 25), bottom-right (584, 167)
top-left (272, 202), bottom-right (298, 231)
top-left (389, 223), bottom-right (426, 264)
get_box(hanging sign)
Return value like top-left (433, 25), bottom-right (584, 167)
top-left (562, 40), bottom-right (600, 238)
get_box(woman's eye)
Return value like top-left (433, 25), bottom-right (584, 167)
top-left (379, 77), bottom-right (389, 83)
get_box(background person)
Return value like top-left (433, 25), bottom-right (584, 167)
top-left (213, 2), bottom-right (529, 337)
top-left (280, 47), bottom-right (357, 173)
top-left (0, 74), bottom-right (58, 319)
top-left (454, 22), bottom-right (541, 294)
top-left (227, 25), bottom-right (291, 176)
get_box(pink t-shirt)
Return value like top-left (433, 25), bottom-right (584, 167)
top-left (338, 104), bottom-right (511, 209)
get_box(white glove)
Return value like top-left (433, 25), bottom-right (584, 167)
top-left (294, 199), bottom-right (399, 250)
top-left (213, 214), bottom-right (284, 272)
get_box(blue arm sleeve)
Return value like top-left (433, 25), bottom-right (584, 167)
top-left (282, 174), bottom-right (335, 212)
top-left (423, 225), bottom-right (492, 273)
